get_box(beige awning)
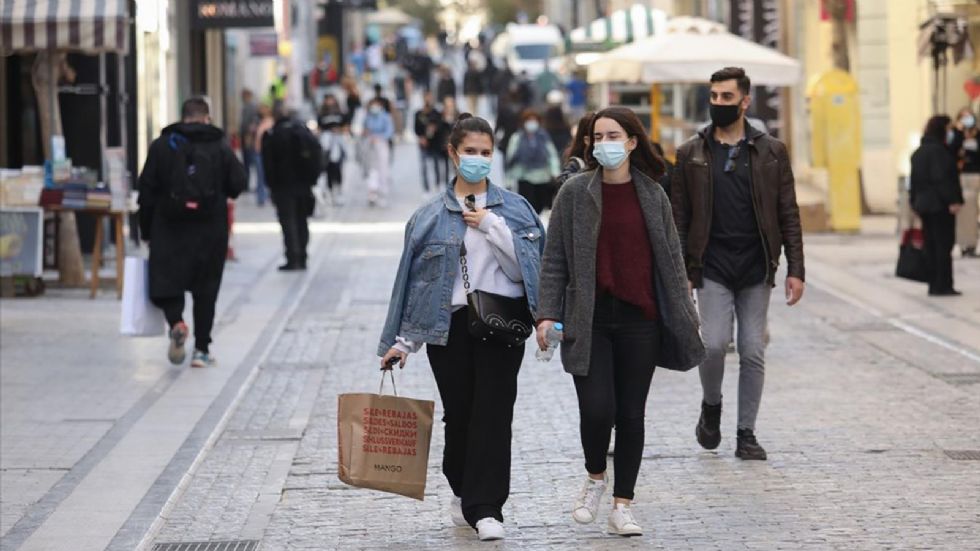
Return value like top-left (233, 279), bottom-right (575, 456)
top-left (1, 0), bottom-right (130, 56)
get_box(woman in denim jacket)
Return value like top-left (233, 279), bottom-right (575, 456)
top-left (378, 114), bottom-right (545, 541)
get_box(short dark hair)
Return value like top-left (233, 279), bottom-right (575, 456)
top-left (448, 113), bottom-right (494, 149)
top-left (710, 67), bottom-right (751, 96)
top-left (181, 97), bottom-right (210, 120)
top-left (520, 109), bottom-right (541, 124)
top-left (923, 114), bottom-right (952, 142)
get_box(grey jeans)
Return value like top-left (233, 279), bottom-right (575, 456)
top-left (696, 278), bottom-right (771, 431)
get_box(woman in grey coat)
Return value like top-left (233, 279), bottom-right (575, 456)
top-left (536, 107), bottom-right (705, 537)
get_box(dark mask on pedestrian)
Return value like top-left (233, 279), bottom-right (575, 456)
top-left (709, 103), bottom-right (742, 128)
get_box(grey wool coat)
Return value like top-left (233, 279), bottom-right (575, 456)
top-left (537, 167), bottom-right (707, 376)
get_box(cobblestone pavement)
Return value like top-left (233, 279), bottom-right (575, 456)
top-left (146, 146), bottom-right (980, 550)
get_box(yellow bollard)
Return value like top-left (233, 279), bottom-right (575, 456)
top-left (806, 69), bottom-right (862, 232)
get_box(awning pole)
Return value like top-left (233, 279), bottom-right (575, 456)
top-left (100, 53), bottom-right (109, 184)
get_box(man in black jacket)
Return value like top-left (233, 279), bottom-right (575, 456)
top-left (262, 102), bottom-right (322, 271)
top-left (138, 97), bottom-right (247, 368)
top-left (672, 67), bottom-right (805, 461)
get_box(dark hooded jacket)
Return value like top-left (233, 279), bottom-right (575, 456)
top-left (138, 122), bottom-right (246, 298)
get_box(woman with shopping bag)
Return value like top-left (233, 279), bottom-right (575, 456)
top-left (377, 113), bottom-right (545, 541)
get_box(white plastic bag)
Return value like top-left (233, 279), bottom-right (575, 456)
top-left (119, 256), bottom-right (165, 337)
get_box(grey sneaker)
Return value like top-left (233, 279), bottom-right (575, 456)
top-left (190, 350), bottom-right (216, 368)
top-left (572, 474), bottom-right (608, 524)
top-left (167, 322), bottom-right (188, 365)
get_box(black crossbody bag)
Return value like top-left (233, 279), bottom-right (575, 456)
top-left (459, 227), bottom-right (533, 347)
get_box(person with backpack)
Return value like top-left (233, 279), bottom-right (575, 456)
top-left (138, 97), bottom-right (247, 368)
top-left (261, 102), bottom-right (323, 271)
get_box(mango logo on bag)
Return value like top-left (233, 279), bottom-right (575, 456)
top-left (374, 464), bottom-right (403, 473)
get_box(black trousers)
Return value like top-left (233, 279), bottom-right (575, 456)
top-left (325, 161), bottom-right (343, 190)
top-left (152, 284), bottom-right (220, 353)
top-left (426, 308), bottom-right (524, 526)
top-left (517, 179), bottom-right (554, 214)
top-left (573, 294), bottom-right (659, 500)
top-left (922, 211), bottom-right (956, 293)
top-left (274, 194), bottom-right (312, 265)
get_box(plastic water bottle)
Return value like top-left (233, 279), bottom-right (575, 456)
top-left (536, 323), bottom-right (564, 362)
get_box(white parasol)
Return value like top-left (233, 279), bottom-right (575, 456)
top-left (587, 17), bottom-right (802, 86)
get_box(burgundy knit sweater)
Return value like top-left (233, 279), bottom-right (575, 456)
top-left (596, 181), bottom-right (657, 320)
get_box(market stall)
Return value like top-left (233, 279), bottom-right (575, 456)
top-left (0, 0), bottom-right (131, 297)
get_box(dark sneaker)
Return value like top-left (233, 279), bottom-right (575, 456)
top-left (696, 401), bottom-right (722, 450)
top-left (167, 322), bottom-right (189, 365)
top-left (190, 350), bottom-right (216, 368)
top-left (735, 429), bottom-right (767, 460)
top-left (278, 263), bottom-right (304, 271)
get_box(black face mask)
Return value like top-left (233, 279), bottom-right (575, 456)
top-left (710, 103), bottom-right (742, 128)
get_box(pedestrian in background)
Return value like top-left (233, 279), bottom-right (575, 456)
top-left (672, 67), bottom-right (806, 461)
top-left (506, 109), bottom-right (560, 213)
top-left (556, 112), bottom-right (594, 188)
top-left (543, 90), bottom-right (572, 155)
top-left (318, 93), bottom-right (346, 126)
top-left (342, 76), bottom-right (362, 127)
top-left (262, 102), bottom-right (322, 271)
top-left (414, 90), bottom-right (445, 193)
top-left (239, 88), bottom-right (259, 188)
top-left (536, 106), bottom-right (703, 537)
top-left (951, 107), bottom-right (979, 257)
top-left (319, 114), bottom-right (347, 206)
top-left (463, 60), bottom-right (485, 116)
top-left (361, 97), bottom-right (395, 206)
top-left (252, 104), bottom-right (274, 207)
top-left (378, 114), bottom-right (545, 542)
top-left (436, 65), bottom-right (457, 104)
top-left (138, 97), bottom-right (246, 368)
top-left (911, 114), bottom-right (965, 295)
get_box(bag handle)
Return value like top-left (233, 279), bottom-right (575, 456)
top-left (379, 357), bottom-right (399, 396)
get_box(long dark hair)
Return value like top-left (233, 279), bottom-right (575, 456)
top-left (922, 114), bottom-right (951, 142)
top-left (563, 111), bottom-right (594, 163)
top-left (449, 113), bottom-right (495, 149)
top-left (584, 107), bottom-right (665, 178)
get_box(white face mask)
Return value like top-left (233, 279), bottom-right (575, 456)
top-left (524, 120), bottom-right (540, 133)
top-left (370, 105), bottom-right (382, 115)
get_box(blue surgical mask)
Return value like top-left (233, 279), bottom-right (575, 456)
top-left (456, 154), bottom-right (492, 183)
top-left (524, 120), bottom-right (540, 133)
top-left (593, 141), bottom-right (629, 168)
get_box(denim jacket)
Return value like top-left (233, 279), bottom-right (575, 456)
top-left (377, 181), bottom-right (546, 355)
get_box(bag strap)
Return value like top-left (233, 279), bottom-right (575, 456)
top-left (378, 369), bottom-right (398, 396)
top-left (459, 241), bottom-right (470, 293)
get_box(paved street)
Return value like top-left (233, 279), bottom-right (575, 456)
top-left (2, 142), bottom-right (980, 551)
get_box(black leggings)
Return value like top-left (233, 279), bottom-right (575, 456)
top-left (573, 294), bottom-right (659, 500)
top-left (426, 308), bottom-right (524, 526)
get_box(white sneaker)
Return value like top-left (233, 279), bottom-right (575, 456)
top-left (607, 503), bottom-right (642, 537)
top-left (572, 474), bottom-right (608, 524)
top-left (450, 496), bottom-right (467, 527)
top-left (475, 517), bottom-right (505, 541)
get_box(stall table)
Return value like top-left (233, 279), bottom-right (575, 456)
top-left (45, 205), bottom-right (125, 299)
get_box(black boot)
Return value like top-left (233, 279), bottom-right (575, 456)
top-left (735, 429), bottom-right (767, 460)
top-left (696, 401), bottom-right (722, 450)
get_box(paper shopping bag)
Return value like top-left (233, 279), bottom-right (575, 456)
top-left (337, 371), bottom-right (434, 500)
top-left (119, 256), bottom-right (166, 336)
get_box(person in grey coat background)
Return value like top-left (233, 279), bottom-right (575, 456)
top-left (536, 107), bottom-right (705, 537)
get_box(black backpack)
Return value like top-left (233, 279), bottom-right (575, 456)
top-left (289, 123), bottom-right (323, 184)
top-left (163, 133), bottom-right (220, 219)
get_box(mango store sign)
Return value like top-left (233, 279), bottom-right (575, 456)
top-left (191, 0), bottom-right (275, 29)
